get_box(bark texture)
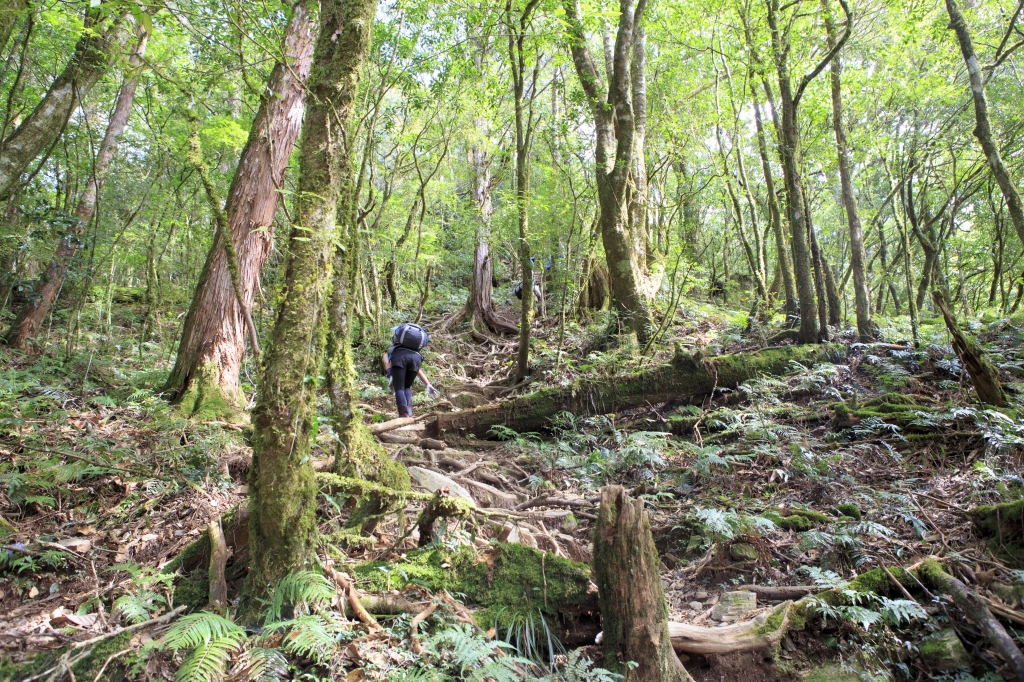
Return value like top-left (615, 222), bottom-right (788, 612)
top-left (163, 2), bottom-right (315, 413)
top-left (240, 0), bottom-right (377, 623)
top-left (946, 0), bottom-right (1024, 250)
top-left (563, 0), bottom-right (653, 340)
top-left (433, 343), bottom-right (845, 439)
top-left (5, 27), bottom-right (145, 348)
top-left (594, 486), bottom-right (692, 681)
top-left (0, 8), bottom-right (124, 202)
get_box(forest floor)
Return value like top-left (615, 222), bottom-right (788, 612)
top-left (2, 298), bottom-right (1024, 681)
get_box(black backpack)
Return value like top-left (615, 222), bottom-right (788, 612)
top-left (392, 323), bottom-right (429, 351)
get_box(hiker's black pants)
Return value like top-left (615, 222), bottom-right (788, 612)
top-left (391, 348), bottom-right (422, 416)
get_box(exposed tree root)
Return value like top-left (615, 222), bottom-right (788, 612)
top-left (206, 518), bottom-right (230, 609)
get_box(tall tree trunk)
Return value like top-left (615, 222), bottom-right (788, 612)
top-left (824, 0), bottom-right (872, 339)
top-left (946, 0), bottom-right (1024, 249)
top-left (239, 0), bottom-right (376, 623)
top-left (5, 26), bottom-right (145, 348)
top-left (0, 0), bottom-right (26, 54)
top-left (510, 0), bottom-right (539, 382)
top-left (594, 486), bottom-right (693, 681)
top-left (563, 0), bottom-right (652, 341)
top-left (0, 7), bottom-right (125, 202)
top-left (765, 0), bottom-right (851, 343)
top-left (162, 3), bottom-right (315, 415)
top-left (751, 95), bottom-right (796, 319)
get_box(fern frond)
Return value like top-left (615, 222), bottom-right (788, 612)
top-left (265, 570), bottom-right (334, 622)
top-left (164, 612), bottom-right (246, 651)
top-left (239, 646), bottom-right (288, 682)
top-left (175, 636), bottom-right (241, 682)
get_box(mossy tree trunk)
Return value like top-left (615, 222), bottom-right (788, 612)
top-left (932, 289), bottom-right (1007, 407)
top-left (594, 486), bottom-right (692, 681)
top-left (162, 3), bottom-right (315, 417)
top-left (434, 343), bottom-right (844, 439)
top-left (562, 0), bottom-right (653, 341)
top-left (325, 167), bottom-right (410, 535)
top-left (5, 24), bottom-right (144, 348)
top-left (0, 7), bottom-right (124, 202)
top-left (239, 0), bottom-right (377, 623)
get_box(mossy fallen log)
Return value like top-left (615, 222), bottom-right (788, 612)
top-left (432, 343), bottom-right (847, 439)
top-left (970, 498), bottom-right (1024, 567)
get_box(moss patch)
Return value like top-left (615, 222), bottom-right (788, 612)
top-left (353, 543), bottom-right (596, 630)
top-left (832, 504), bottom-right (862, 520)
top-left (70, 631), bottom-right (134, 681)
top-left (969, 499), bottom-right (1024, 567)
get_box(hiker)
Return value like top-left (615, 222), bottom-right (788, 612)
top-left (382, 323), bottom-right (439, 417)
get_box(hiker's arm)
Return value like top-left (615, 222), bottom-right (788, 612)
top-left (417, 369), bottom-right (431, 387)
top-left (381, 353), bottom-right (392, 373)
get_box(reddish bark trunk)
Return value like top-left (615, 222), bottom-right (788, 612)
top-left (163, 3), bottom-right (315, 409)
top-left (5, 27), bottom-right (145, 348)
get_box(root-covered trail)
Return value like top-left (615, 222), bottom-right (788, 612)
top-left (3, 307), bottom-right (1024, 681)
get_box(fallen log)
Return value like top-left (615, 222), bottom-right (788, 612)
top-left (932, 289), bottom-right (1008, 406)
top-left (377, 432), bottom-right (447, 450)
top-left (735, 584), bottom-right (819, 601)
top-left (669, 602), bottom-right (793, 654)
top-left (431, 343), bottom-right (846, 439)
top-left (918, 559), bottom-right (1024, 678)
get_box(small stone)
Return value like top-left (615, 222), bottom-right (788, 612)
top-left (919, 629), bottom-right (970, 671)
top-left (140, 533), bottom-right (158, 542)
top-left (28, 586), bottom-right (39, 598)
top-left (688, 601), bottom-right (703, 611)
top-left (694, 589), bottom-right (709, 599)
top-left (57, 537), bottom-right (91, 553)
top-left (730, 542), bottom-right (758, 562)
top-left (711, 591), bottom-right (757, 622)
top-left (497, 523), bottom-right (519, 544)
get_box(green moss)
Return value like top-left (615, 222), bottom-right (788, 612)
top-left (918, 629), bottom-right (970, 671)
top-left (848, 566), bottom-right (914, 596)
top-left (832, 504), bottom-right (862, 520)
top-left (788, 509), bottom-right (831, 524)
top-left (177, 361), bottom-right (245, 423)
top-left (353, 544), bottom-right (596, 631)
top-left (70, 632), bottom-right (134, 681)
top-left (969, 499), bottom-right (1024, 568)
top-left (764, 511), bottom-right (816, 531)
top-left (753, 602), bottom-right (793, 636)
top-left (173, 573), bottom-right (210, 610)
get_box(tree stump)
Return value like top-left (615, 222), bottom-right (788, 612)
top-left (594, 486), bottom-right (692, 681)
top-left (932, 289), bottom-right (1007, 407)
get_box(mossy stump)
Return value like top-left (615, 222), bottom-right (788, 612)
top-left (969, 498), bottom-right (1024, 567)
top-left (593, 485), bottom-right (692, 681)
